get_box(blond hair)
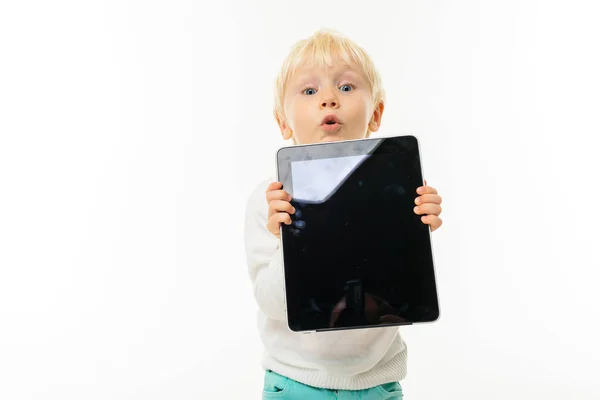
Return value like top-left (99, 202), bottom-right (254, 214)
top-left (273, 29), bottom-right (385, 133)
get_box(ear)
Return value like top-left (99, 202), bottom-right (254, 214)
top-left (275, 111), bottom-right (293, 141)
top-left (368, 101), bottom-right (385, 132)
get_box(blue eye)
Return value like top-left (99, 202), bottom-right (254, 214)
top-left (340, 84), bottom-right (353, 92)
top-left (303, 88), bottom-right (317, 95)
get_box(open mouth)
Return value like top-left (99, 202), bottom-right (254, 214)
top-left (321, 115), bottom-right (341, 126)
top-left (321, 116), bottom-right (342, 132)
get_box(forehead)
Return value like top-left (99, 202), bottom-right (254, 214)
top-left (289, 60), bottom-right (364, 82)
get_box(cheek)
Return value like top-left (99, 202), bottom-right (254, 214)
top-left (348, 98), bottom-right (373, 125)
top-left (362, 96), bottom-right (374, 117)
top-left (288, 102), bottom-right (311, 129)
top-left (283, 101), bottom-right (298, 128)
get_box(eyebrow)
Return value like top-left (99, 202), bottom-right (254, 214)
top-left (337, 69), bottom-right (361, 80)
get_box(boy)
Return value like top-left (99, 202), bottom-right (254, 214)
top-left (244, 29), bottom-right (443, 399)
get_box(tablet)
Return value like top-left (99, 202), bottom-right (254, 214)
top-left (276, 135), bottom-right (440, 333)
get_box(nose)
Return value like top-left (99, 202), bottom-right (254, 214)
top-left (320, 88), bottom-right (339, 109)
top-left (321, 99), bottom-right (338, 108)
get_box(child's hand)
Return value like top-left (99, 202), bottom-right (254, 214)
top-left (265, 181), bottom-right (295, 238)
top-left (414, 180), bottom-right (443, 232)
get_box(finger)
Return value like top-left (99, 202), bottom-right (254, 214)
top-left (266, 181), bottom-right (282, 192)
top-left (414, 204), bottom-right (442, 216)
top-left (266, 189), bottom-right (292, 203)
top-left (268, 200), bottom-right (295, 218)
top-left (267, 212), bottom-right (292, 235)
top-left (417, 185), bottom-right (438, 195)
top-left (415, 194), bottom-right (442, 206)
top-left (421, 215), bottom-right (443, 231)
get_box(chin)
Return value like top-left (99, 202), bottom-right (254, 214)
top-left (321, 134), bottom-right (353, 142)
top-left (320, 136), bottom-right (341, 142)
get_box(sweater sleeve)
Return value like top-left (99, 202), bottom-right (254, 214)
top-left (244, 180), bottom-right (287, 321)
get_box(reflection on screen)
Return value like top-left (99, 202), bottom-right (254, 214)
top-left (291, 155), bottom-right (368, 203)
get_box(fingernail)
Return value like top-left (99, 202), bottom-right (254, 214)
top-left (417, 187), bottom-right (423, 194)
top-left (414, 206), bottom-right (419, 213)
top-left (415, 197), bottom-right (421, 205)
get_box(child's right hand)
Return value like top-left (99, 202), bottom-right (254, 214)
top-left (265, 181), bottom-right (295, 238)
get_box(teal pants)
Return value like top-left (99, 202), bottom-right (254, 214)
top-left (262, 370), bottom-right (403, 399)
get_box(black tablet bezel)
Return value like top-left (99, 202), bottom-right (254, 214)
top-left (276, 134), bottom-right (440, 332)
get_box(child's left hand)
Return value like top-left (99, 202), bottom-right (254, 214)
top-left (414, 180), bottom-right (443, 232)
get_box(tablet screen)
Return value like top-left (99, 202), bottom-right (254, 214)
top-left (277, 135), bottom-right (439, 332)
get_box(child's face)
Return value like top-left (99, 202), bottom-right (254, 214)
top-left (278, 59), bottom-right (383, 145)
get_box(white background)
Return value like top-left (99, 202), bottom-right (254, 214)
top-left (1, 0), bottom-right (599, 399)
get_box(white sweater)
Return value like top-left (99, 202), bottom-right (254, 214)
top-left (244, 177), bottom-right (408, 391)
